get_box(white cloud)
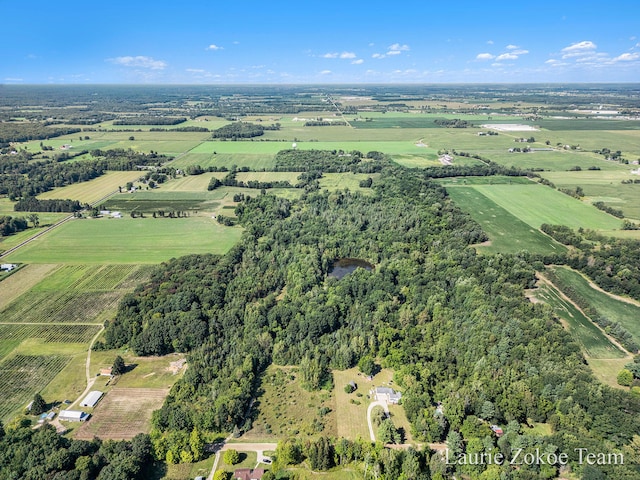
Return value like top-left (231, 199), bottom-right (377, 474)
top-left (186, 68), bottom-right (206, 73)
top-left (372, 53), bottom-right (385, 59)
top-left (387, 50), bottom-right (402, 56)
top-left (612, 52), bottom-right (639, 62)
top-left (476, 53), bottom-right (495, 60)
top-left (496, 53), bottom-right (518, 61)
top-left (351, 59), bottom-right (364, 65)
top-left (322, 52), bottom-right (338, 58)
top-left (4, 77), bottom-right (23, 82)
top-left (109, 56), bottom-right (167, 70)
top-left (511, 49), bottom-right (529, 55)
top-left (561, 41), bottom-right (597, 58)
top-left (320, 70), bottom-right (332, 75)
top-left (206, 44), bottom-right (223, 51)
top-left (506, 44), bottom-right (519, 50)
top-left (340, 52), bottom-right (356, 59)
top-left (388, 43), bottom-right (410, 52)
top-left (487, 40), bottom-right (494, 45)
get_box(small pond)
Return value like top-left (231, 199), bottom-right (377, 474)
top-left (328, 258), bottom-right (374, 279)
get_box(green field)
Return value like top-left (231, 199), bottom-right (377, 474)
top-left (472, 183), bottom-right (622, 231)
top-left (37, 171), bottom-right (142, 204)
top-left (4, 217), bottom-right (243, 264)
top-left (532, 278), bottom-right (626, 359)
top-left (549, 266), bottom-right (640, 347)
top-left (445, 187), bottom-right (565, 255)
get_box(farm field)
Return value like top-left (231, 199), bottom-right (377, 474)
top-left (0, 264), bottom-right (146, 420)
top-left (3, 216), bottom-right (243, 264)
top-left (319, 173), bottom-right (381, 192)
top-left (0, 263), bottom-right (58, 310)
top-left (444, 186), bottom-right (565, 255)
top-left (548, 266), bottom-right (640, 347)
top-left (531, 276), bottom-right (626, 359)
top-left (472, 183), bottom-right (623, 231)
top-left (37, 171), bottom-right (142, 204)
top-left (74, 387), bottom-right (171, 440)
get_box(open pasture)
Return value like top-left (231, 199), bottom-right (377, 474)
top-left (3, 216), bottom-right (243, 264)
top-left (487, 150), bottom-right (627, 172)
top-left (74, 387), bottom-right (171, 440)
top-left (445, 186), bottom-right (565, 255)
top-left (472, 183), bottom-right (622, 231)
top-left (37, 171), bottom-right (142, 204)
top-left (240, 366), bottom-right (336, 442)
top-left (236, 171), bottom-right (301, 184)
top-left (332, 368), bottom-right (371, 441)
top-left (156, 172), bottom-right (228, 191)
top-left (319, 172), bottom-right (381, 191)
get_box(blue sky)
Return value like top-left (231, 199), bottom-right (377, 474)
top-left (2, 0), bottom-right (639, 84)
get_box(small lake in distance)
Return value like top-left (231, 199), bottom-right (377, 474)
top-left (328, 258), bottom-right (374, 279)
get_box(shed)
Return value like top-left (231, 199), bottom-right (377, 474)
top-left (59, 410), bottom-right (89, 422)
top-left (80, 391), bottom-right (103, 408)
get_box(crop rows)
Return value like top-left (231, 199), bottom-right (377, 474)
top-left (0, 291), bottom-right (122, 324)
top-left (0, 324), bottom-right (101, 346)
top-left (0, 355), bottom-right (70, 420)
top-left (75, 265), bottom-right (141, 291)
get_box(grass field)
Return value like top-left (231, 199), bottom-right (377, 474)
top-left (74, 387), bottom-right (171, 440)
top-left (240, 366), bottom-right (337, 442)
top-left (333, 368), bottom-right (372, 441)
top-left (163, 456), bottom-right (216, 480)
top-left (319, 173), bottom-right (381, 192)
top-left (37, 171), bottom-right (143, 203)
top-left (532, 277), bottom-right (626, 359)
top-left (3, 216), bottom-right (243, 264)
top-left (472, 183), bottom-right (622, 231)
top-left (445, 187), bottom-right (565, 255)
top-left (549, 266), bottom-right (640, 347)
top-left (0, 264), bottom-right (59, 310)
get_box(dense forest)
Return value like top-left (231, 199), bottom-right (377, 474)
top-left (0, 421), bottom-right (156, 480)
top-left (0, 123), bottom-right (81, 147)
top-left (113, 117), bottom-right (186, 126)
top-left (101, 162), bottom-right (640, 478)
top-left (211, 122), bottom-right (265, 139)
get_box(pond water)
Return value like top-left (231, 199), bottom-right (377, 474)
top-left (328, 258), bottom-right (374, 279)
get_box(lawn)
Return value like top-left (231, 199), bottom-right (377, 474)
top-left (332, 368), bottom-right (372, 441)
top-left (445, 186), bottom-right (565, 255)
top-left (472, 183), bottom-right (622, 231)
top-left (549, 266), bottom-right (640, 347)
top-left (37, 171), bottom-right (143, 204)
top-left (3, 216), bottom-right (243, 264)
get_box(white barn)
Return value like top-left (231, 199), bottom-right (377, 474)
top-left (59, 410), bottom-right (89, 422)
top-left (80, 391), bottom-right (103, 408)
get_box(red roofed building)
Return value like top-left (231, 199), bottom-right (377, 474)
top-left (234, 468), bottom-right (265, 480)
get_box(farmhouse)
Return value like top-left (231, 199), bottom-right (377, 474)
top-left (234, 468), bottom-right (265, 480)
top-left (491, 425), bottom-right (504, 437)
top-left (59, 410), bottom-right (89, 422)
top-left (372, 387), bottom-right (402, 404)
top-left (80, 390), bottom-right (103, 408)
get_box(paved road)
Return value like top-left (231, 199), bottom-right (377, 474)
top-left (367, 400), bottom-right (389, 442)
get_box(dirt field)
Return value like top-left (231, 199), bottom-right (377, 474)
top-left (74, 387), bottom-right (170, 440)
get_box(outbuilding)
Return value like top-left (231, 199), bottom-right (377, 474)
top-left (80, 391), bottom-right (103, 408)
top-left (59, 410), bottom-right (89, 422)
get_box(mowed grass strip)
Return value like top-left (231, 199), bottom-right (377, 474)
top-left (37, 171), bottom-right (143, 204)
top-left (3, 216), bottom-right (243, 264)
top-left (550, 266), bottom-right (640, 347)
top-left (472, 183), bottom-right (622, 230)
top-left (445, 187), bottom-right (564, 255)
top-left (533, 280), bottom-right (626, 359)
top-left (0, 264), bottom-right (59, 310)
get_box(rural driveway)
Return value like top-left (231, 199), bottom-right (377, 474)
top-left (207, 442), bottom-right (277, 480)
top-left (367, 400), bottom-right (389, 442)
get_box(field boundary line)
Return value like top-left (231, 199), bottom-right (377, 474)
top-left (70, 325), bottom-right (104, 410)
